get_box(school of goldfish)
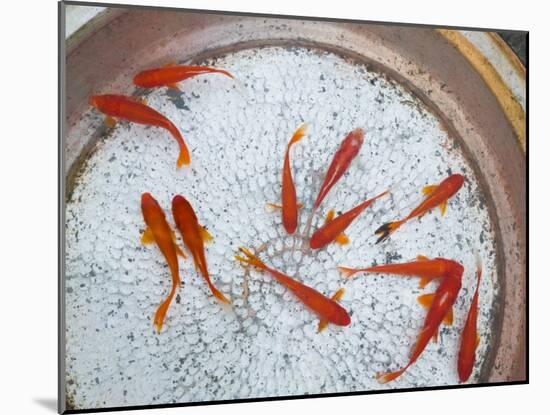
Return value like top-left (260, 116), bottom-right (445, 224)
top-left (89, 62), bottom-right (483, 386)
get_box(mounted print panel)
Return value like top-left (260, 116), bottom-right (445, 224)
top-left (59, 1), bottom-right (527, 413)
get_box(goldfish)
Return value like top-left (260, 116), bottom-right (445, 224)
top-left (345, 257), bottom-right (463, 383)
top-left (89, 94), bottom-right (190, 167)
top-left (140, 192), bottom-right (185, 333)
top-left (317, 288), bottom-right (345, 332)
top-left (278, 124), bottom-right (307, 234)
top-left (457, 254), bottom-right (483, 382)
top-left (374, 173), bottom-right (465, 243)
top-left (235, 247), bottom-right (351, 326)
top-left (313, 128), bottom-right (364, 210)
top-left (133, 64), bottom-right (234, 90)
top-left (310, 190), bottom-right (388, 249)
top-left (339, 255), bottom-right (450, 289)
top-left (172, 195), bottom-right (230, 304)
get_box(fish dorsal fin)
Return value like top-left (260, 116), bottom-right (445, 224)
top-left (141, 227), bottom-right (155, 245)
top-left (163, 62), bottom-right (177, 68)
top-left (417, 293), bottom-right (435, 309)
top-left (416, 255), bottom-right (429, 261)
top-left (443, 307), bottom-right (453, 326)
top-left (476, 334), bottom-right (481, 348)
top-left (422, 185), bottom-right (438, 196)
top-left (104, 116), bottom-right (117, 128)
top-left (335, 233), bottom-right (350, 246)
top-left (439, 200), bottom-right (447, 217)
top-left (432, 331), bottom-right (439, 343)
top-left (200, 225), bottom-right (213, 243)
top-left (166, 82), bottom-right (181, 91)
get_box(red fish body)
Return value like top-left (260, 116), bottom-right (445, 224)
top-left (281, 125), bottom-right (307, 234)
top-left (375, 174), bottom-right (465, 243)
top-left (339, 256), bottom-right (450, 288)
top-left (457, 256), bottom-right (483, 382)
top-left (140, 193), bottom-right (182, 333)
top-left (172, 195), bottom-right (230, 304)
top-left (133, 65), bottom-right (234, 89)
top-left (313, 128), bottom-right (364, 209)
top-left (309, 190), bottom-right (388, 249)
top-left (373, 259), bottom-right (464, 383)
top-left (89, 94), bottom-right (190, 167)
top-left (235, 248), bottom-right (351, 326)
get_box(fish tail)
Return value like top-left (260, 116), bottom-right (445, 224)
top-left (289, 124), bottom-right (308, 146)
top-left (167, 123), bottom-right (190, 167)
top-left (376, 368), bottom-right (406, 384)
top-left (337, 266), bottom-right (359, 279)
top-left (374, 220), bottom-right (404, 244)
top-left (209, 284), bottom-right (231, 305)
top-left (235, 247), bottom-right (266, 270)
top-left (153, 285), bottom-right (177, 334)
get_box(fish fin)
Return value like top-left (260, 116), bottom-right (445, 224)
top-left (104, 116), bottom-right (117, 128)
top-left (417, 293), bottom-right (435, 309)
top-left (267, 202), bottom-right (303, 210)
top-left (416, 255), bottom-right (429, 261)
top-left (374, 220), bottom-right (403, 244)
top-left (422, 185), bottom-right (438, 196)
top-left (163, 61), bottom-right (177, 67)
top-left (338, 266), bottom-right (358, 279)
top-left (331, 288), bottom-right (345, 302)
top-left (418, 276), bottom-right (434, 289)
top-left (376, 369), bottom-right (405, 384)
top-left (318, 288), bottom-right (345, 333)
top-left (443, 307), bottom-right (453, 326)
top-left (200, 225), bottom-right (214, 243)
top-left (166, 82), bottom-right (182, 91)
top-left (476, 334), bottom-right (481, 348)
top-left (289, 124), bottom-right (307, 146)
top-left (432, 331), bottom-right (439, 343)
top-left (139, 97), bottom-right (148, 105)
top-left (141, 227), bottom-right (155, 245)
top-left (324, 209), bottom-right (336, 224)
top-left (439, 200), bottom-right (447, 217)
top-left (210, 285), bottom-right (231, 305)
top-left (335, 233), bottom-right (350, 245)
top-left (174, 244), bottom-right (186, 258)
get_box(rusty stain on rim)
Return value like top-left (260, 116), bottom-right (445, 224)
top-left (437, 29), bottom-right (526, 153)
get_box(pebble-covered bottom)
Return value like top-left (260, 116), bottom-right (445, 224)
top-left (65, 46), bottom-right (499, 410)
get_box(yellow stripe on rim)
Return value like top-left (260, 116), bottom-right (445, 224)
top-left (437, 29), bottom-right (526, 153)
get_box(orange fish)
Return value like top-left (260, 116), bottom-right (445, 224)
top-left (457, 255), bottom-right (483, 383)
top-left (375, 173), bottom-right (465, 243)
top-left (140, 192), bottom-right (185, 333)
top-left (313, 128), bottom-right (364, 210)
top-left (235, 248), bottom-right (351, 326)
top-left (89, 94), bottom-right (190, 167)
top-left (317, 288), bottom-right (345, 332)
top-left (172, 195), bottom-right (230, 304)
top-left (310, 190), bottom-right (388, 250)
top-left (355, 258), bottom-right (463, 383)
top-left (133, 65), bottom-right (234, 90)
top-left (279, 124), bottom-right (307, 234)
top-left (339, 255), bottom-right (450, 289)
